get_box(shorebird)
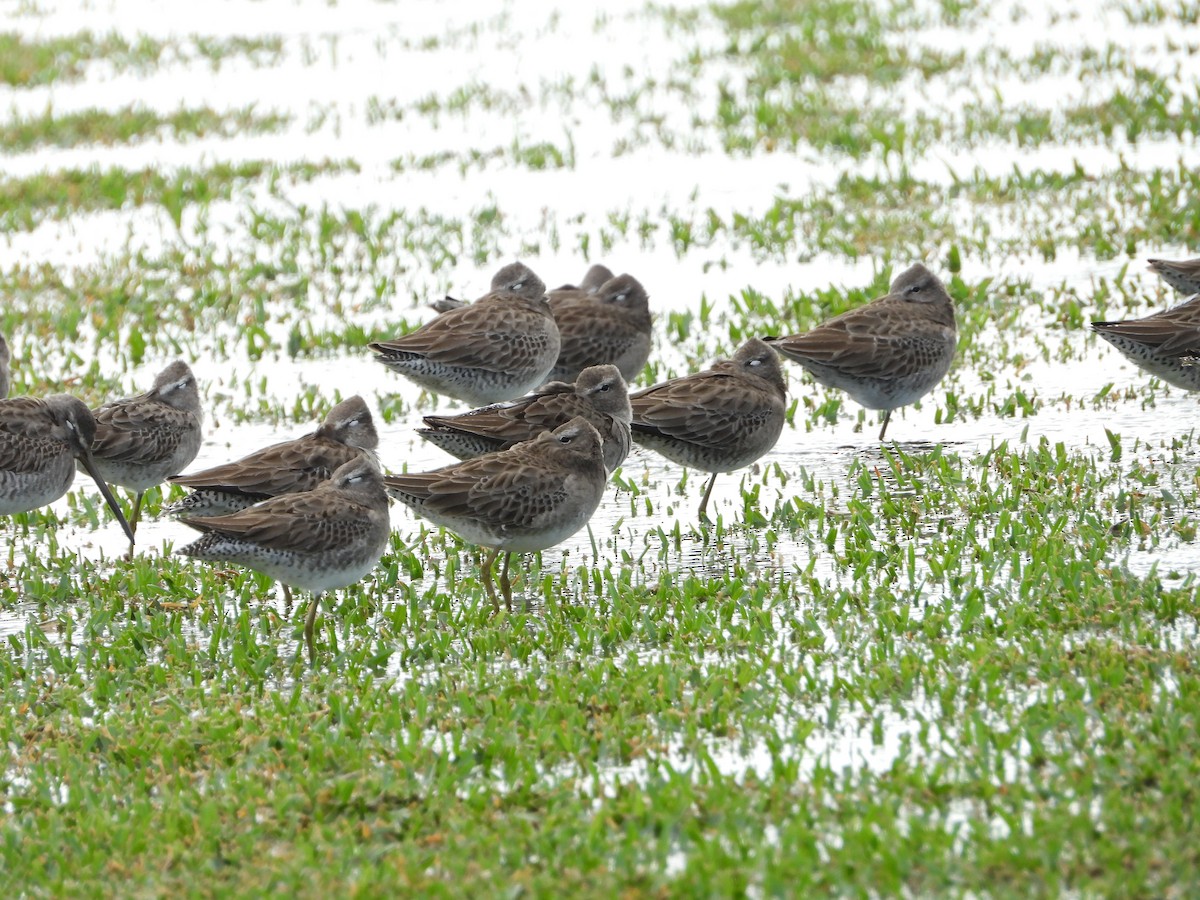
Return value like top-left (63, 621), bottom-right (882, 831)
top-left (629, 338), bottom-right (787, 521)
top-left (545, 273), bottom-right (652, 384)
top-left (177, 456), bottom-right (391, 665)
top-left (385, 417), bottom-right (608, 611)
top-left (1147, 257), bottom-right (1200, 296)
top-left (418, 364), bottom-right (632, 473)
top-left (0, 394), bottom-right (135, 543)
top-left (371, 262), bottom-right (560, 405)
top-left (167, 395), bottom-right (378, 516)
top-left (86, 361), bottom-right (202, 546)
top-left (765, 263), bottom-right (957, 440)
top-left (1092, 293), bottom-right (1200, 391)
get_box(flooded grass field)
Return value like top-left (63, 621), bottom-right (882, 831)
top-left (3, 0), bottom-right (1200, 893)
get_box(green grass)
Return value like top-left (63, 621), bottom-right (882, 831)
top-left (0, 105), bottom-right (291, 152)
top-left (3, 0), bottom-right (1200, 895)
top-left (0, 31), bottom-right (284, 86)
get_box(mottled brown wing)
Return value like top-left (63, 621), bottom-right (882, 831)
top-left (422, 382), bottom-right (579, 442)
top-left (91, 395), bottom-right (190, 463)
top-left (772, 310), bottom-right (943, 379)
top-left (386, 457), bottom-right (568, 530)
top-left (170, 435), bottom-right (359, 496)
top-left (181, 490), bottom-right (377, 552)
top-left (631, 372), bottom-right (766, 449)
top-left (371, 299), bottom-right (551, 373)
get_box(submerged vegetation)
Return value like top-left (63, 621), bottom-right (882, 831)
top-left (1, 0), bottom-right (1199, 895)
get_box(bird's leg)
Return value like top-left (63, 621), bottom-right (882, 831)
top-left (304, 592), bottom-right (321, 666)
top-left (281, 583), bottom-right (294, 612)
top-left (697, 473), bottom-right (718, 523)
top-left (482, 547), bottom-right (501, 612)
top-left (878, 410), bottom-right (892, 441)
top-left (500, 552), bottom-right (513, 612)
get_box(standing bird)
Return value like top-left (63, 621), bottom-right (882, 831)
top-left (0, 334), bottom-right (10, 400)
top-left (385, 417), bottom-right (608, 611)
top-left (629, 338), bottom-right (787, 521)
top-left (167, 395), bottom-right (378, 516)
top-left (418, 364), bottom-right (632, 473)
top-left (86, 361), bottom-right (202, 545)
top-left (177, 456), bottom-right (391, 665)
top-left (1147, 257), bottom-right (1200, 296)
top-left (1091, 294), bottom-right (1200, 391)
top-left (370, 262), bottom-right (560, 405)
top-left (544, 273), bottom-right (652, 384)
top-left (765, 263), bottom-right (957, 440)
top-left (0, 394), bottom-right (135, 544)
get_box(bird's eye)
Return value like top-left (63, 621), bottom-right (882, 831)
top-left (599, 383), bottom-right (611, 392)
top-left (749, 358), bottom-right (762, 366)
top-left (559, 434), bottom-right (571, 443)
top-left (615, 293), bottom-right (627, 303)
top-left (512, 281), bottom-right (525, 290)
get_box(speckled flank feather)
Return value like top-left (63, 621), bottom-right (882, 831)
top-left (1092, 292), bottom-right (1200, 390)
top-left (87, 361), bottom-right (203, 493)
top-left (546, 273), bottom-right (653, 383)
top-left (0, 394), bottom-right (135, 542)
top-left (0, 334), bottom-right (10, 401)
top-left (370, 262), bottom-right (561, 405)
top-left (386, 417), bottom-right (608, 608)
top-left (629, 338), bottom-right (787, 519)
top-left (765, 263), bottom-right (957, 438)
top-left (1147, 257), bottom-right (1200, 296)
top-left (418, 364), bottom-right (632, 473)
top-left (166, 395), bottom-right (378, 515)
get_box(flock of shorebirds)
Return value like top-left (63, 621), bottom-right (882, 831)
top-left (1, 255), bottom-right (1198, 660)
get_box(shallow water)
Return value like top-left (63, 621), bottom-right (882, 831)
top-left (2, 0), bottom-right (1199, 789)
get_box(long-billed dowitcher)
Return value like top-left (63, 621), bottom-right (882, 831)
top-left (167, 395), bottom-right (378, 516)
top-left (0, 394), bottom-right (135, 543)
top-left (765, 263), bottom-right (957, 440)
top-left (177, 456), bottom-right (391, 664)
top-left (1092, 293), bottom-right (1200, 391)
top-left (1147, 257), bottom-right (1200, 296)
top-left (370, 262), bottom-right (560, 405)
top-left (545, 273), bottom-right (652, 384)
top-left (86, 361), bottom-right (202, 544)
top-left (0, 335), bottom-right (9, 400)
top-left (385, 417), bottom-right (608, 611)
top-left (418, 364), bottom-right (632, 473)
top-left (629, 338), bottom-right (787, 521)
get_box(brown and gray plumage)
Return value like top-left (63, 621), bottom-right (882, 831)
top-left (166, 395), bottom-right (379, 516)
top-left (0, 394), bottom-right (135, 543)
top-left (178, 456), bottom-right (391, 665)
top-left (0, 334), bottom-right (10, 400)
top-left (544, 273), bottom-right (652, 384)
top-left (1147, 257), bottom-right (1200, 296)
top-left (765, 263), bottom-right (957, 440)
top-left (1092, 293), bottom-right (1200, 391)
top-left (418, 364), bottom-right (632, 473)
top-left (385, 417), bottom-right (608, 611)
top-left (629, 338), bottom-right (787, 521)
top-left (372, 262), bottom-right (561, 405)
top-left (85, 360), bottom-right (202, 542)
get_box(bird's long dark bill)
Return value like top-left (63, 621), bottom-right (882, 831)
top-left (78, 449), bottom-right (136, 544)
